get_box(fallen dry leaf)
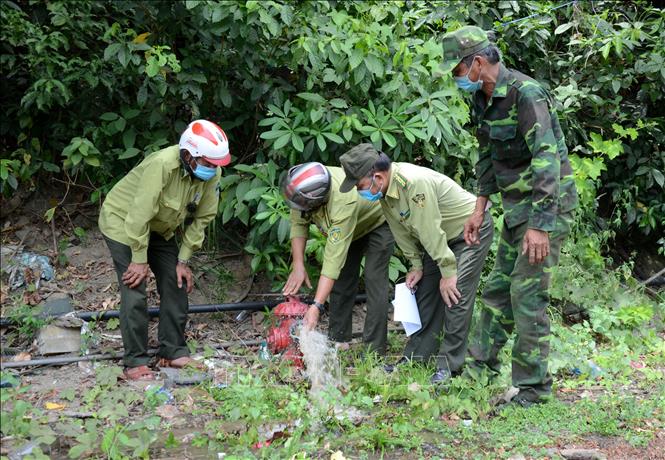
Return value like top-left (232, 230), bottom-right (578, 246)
top-left (13, 351), bottom-right (32, 362)
top-left (407, 382), bottom-right (421, 392)
top-left (45, 402), bottom-right (66, 410)
top-left (22, 290), bottom-right (42, 305)
top-left (100, 297), bottom-right (118, 310)
top-left (156, 404), bottom-right (180, 419)
top-left (630, 360), bottom-right (646, 369)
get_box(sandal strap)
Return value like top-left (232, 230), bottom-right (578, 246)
top-left (123, 365), bottom-right (155, 380)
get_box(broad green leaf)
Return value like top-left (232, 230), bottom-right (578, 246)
top-left (123, 108), bottom-right (140, 119)
top-left (219, 85), bottom-right (232, 107)
top-left (123, 129), bottom-right (136, 148)
top-left (310, 108), bottom-right (324, 123)
top-left (118, 147), bottom-right (140, 159)
top-left (364, 54), bottom-right (384, 77)
top-left (277, 217), bottom-right (290, 243)
top-left (381, 131), bottom-right (397, 148)
top-left (244, 187), bottom-right (269, 201)
top-left (258, 117), bottom-right (282, 127)
top-left (84, 156), bottom-right (100, 167)
top-left (273, 133), bottom-right (291, 150)
top-left (146, 57), bottom-right (160, 77)
top-left (322, 132), bottom-right (344, 144)
top-left (611, 79), bottom-right (621, 94)
top-left (329, 98), bottom-right (348, 109)
top-left (137, 85), bottom-right (148, 106)
top-left (554, 22), bottom-right (574, 35)
top-left (260, 129), bottom-right (290, 140)
top-left (297, 92), bottom-right (326, 104)
top-left (103, 43), bottom-right (121, 61)
top-left (117, 46), bottom-right (129, 67)
top-left (100, 112), bottom-right (118, 121)
top-left (316, 134), bottom-right (326, 151)
top-left (114, 117), bottom-right (126, 132)
top-left (349, 48), bottom-right (363, 70)
top-left (218, 174), bottom-right (240, 188)
top-left (44, 206), bottom-right (56, 223)
top-left (291, 134), bottom-right (304, 152)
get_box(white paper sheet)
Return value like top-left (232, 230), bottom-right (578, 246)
top-left (392, 283), bottom-right (421, 336)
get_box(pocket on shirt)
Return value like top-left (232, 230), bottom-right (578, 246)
top-left (157, 196), bottom-right (181, 223)
top-left (489, 123), bottom-right (521, 160)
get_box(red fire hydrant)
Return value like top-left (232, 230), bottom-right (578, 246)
top-left (266, 296), bottom-right (308, 368)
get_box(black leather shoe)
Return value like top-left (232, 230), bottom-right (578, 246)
top-left (430, 368), bottom-right (453, 384)
top-left (383, 357), bottom-right (409, 373)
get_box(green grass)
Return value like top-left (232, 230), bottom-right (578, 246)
top-left (1, 245), bottom-right (663, 459)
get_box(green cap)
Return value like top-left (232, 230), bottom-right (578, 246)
top-left (441, 25), bottom-right (490, 73)
top-left (339, 143), bottom-right (379, 192)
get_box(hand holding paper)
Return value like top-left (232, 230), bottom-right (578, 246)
top-left (392, 283), bottom-right (422, 336)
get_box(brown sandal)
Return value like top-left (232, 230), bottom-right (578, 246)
top-left (157, 356), bottom-right (206, 370)
top-left (121, 365), bottom-right (156, 381)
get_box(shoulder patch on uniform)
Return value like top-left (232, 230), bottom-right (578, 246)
top-left (412, 193), bottom-right (426, 208)
top-left (328, 227), bottom-right (342, 244)
top-left (394, 172), bottom-right (408, 189)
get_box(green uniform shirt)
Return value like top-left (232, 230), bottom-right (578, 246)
top-left (98, 145), bottom-right (220, 264)
top-left (290, 167), bottom-right (385, 280)
top-left (473, 64), bottom-right (578, 231)
top-left (380, 163), bottom-right (476, 278)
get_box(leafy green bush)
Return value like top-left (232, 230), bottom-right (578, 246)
top-left (1, 0), bottom-right (663, 271)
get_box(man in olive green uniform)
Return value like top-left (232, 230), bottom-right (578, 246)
top-left (99, 120), bottom-right (230, 379)
top-left (282, 162), bottom-right (394, 355)
top-left (441, 26), bottom-right (578, 405)
top-left (340, 145), bottom-right (493, 383)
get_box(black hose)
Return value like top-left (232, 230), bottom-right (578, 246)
top-left (1, 339), bottom-right (265, 369)
top-left (0, 294), bottom-right (368, 327)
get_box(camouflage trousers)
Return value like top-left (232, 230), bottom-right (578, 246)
top-left (470, 212), bottom-right (573, 401)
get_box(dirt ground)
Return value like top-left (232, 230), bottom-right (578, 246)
top-left (1, 186), bottom-right (663, 459)
top-left (0, 185), bottom-right (381, 388)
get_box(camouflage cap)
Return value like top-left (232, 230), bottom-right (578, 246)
top-left (339, 143), bottom-right (379, 192)
top-left (441, 25), bottom-right (490, 73)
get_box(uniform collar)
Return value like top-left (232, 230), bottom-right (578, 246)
top-left (491, 63), bottom-right (511, 99)
top-left (472, 63), bottom-right (511, 113)
top-left (385, 165), bottom-right (400, 200)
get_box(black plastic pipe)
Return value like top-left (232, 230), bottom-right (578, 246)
top-left (0, 294), bottom-right (368, 327)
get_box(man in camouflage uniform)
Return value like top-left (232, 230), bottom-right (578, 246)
top-left (441, 26), bottom-right (578, 405)
top-left (340, 145), bottom-right (493, 383)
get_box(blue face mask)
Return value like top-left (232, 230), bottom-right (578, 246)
top-left (192, 163), bottom-right (217, 181)
top-left (358, 176), bottom-right (383, 201)
top-left (454, 58), bottom-right (483, 92)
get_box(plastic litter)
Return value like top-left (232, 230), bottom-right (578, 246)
top-left (8, 440), bottom-right (39, 460)
top-left (7, 251), bottom-right (54, 289)
top-left (571, 360), bottom-right (603, 379)
top-left (145, 385), bottom-right (174, 405)
top-left (258, 340), bottom-right (272, 362)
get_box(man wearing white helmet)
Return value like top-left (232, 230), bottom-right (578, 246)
top-left (99, 120), bottom-right (230, 380)
top-left (281, 162), bottom-right (394, 355)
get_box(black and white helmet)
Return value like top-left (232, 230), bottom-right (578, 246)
top-left (281, 162), bottom-right (331, 211)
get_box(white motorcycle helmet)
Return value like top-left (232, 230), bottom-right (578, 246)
top-left (281, 162), bottom-right (331, 211)
top-left (178, 120), bottom-right (231, 166)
